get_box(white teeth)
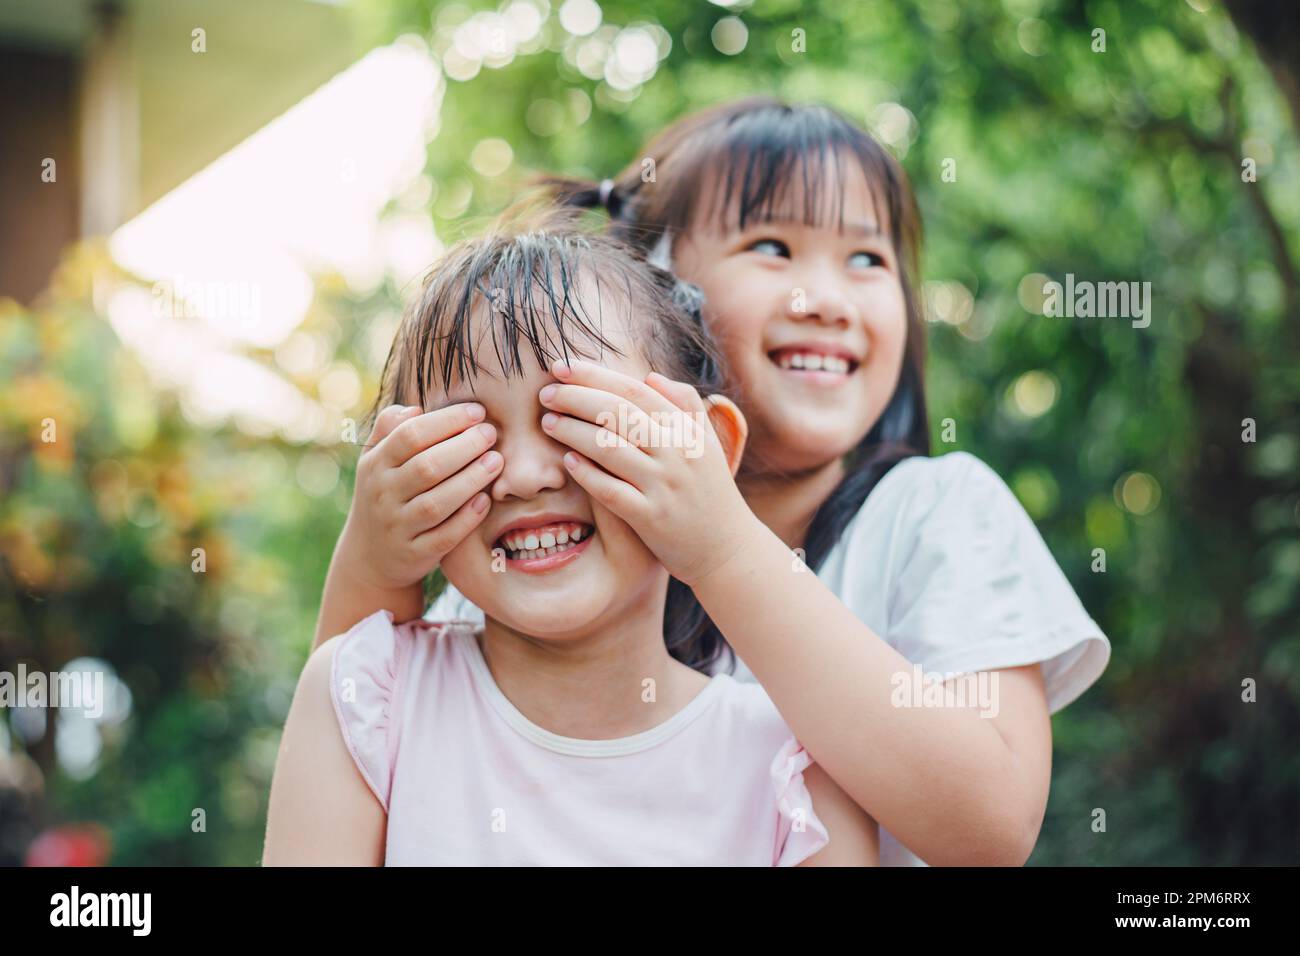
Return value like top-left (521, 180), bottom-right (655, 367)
top-left (775, 351), bottom-right (852, 374)
top-left (499, 522), bottom-right (593, 558)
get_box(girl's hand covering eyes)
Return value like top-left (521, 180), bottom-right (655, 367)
top-left (539, 359), bottom-right (759, 588)
top-left (337, 402), bottom-right (503, 592)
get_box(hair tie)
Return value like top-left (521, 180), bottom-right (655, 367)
top-left (598, 178), bottom-right (627, 219)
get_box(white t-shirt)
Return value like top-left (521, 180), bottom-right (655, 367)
top-left (425, 451), bottom-right (1111, 865)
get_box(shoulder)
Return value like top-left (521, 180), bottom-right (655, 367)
top-left (326, 610), bottom-right (442, 693)
top-left (328, 609), bottom-right (467, 676)
top-left (833, 451), bottom-right (1016, 559)
top-left (322, 610), bottom-right (468, 805)
top-left (866, 451), bottom-right (1010, 518)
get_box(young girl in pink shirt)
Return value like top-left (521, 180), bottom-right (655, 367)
top-left (263, 210), bottom-right (877, 866)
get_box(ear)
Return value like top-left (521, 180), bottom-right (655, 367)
top-left (703, 395), bottom-right (748, 477)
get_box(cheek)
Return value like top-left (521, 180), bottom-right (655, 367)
top-left (438, 538), bottom-right (482, 589)
top-left (865, 285), bottom-right (909, 366)
top-left (592, 504), bottom-right (656, 566)
top-left (700, 277), bottom-right (773, 363)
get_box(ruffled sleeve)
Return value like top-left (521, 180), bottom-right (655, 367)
top-left (328, 609), bottom-right (411, 812)
top-left (770, 737), bottom-right (830, 866)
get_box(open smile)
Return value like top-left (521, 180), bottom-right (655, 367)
top-left (767, 346), bottom-right (860, 382)
top-left (493, 520), bottom-right (596, 574)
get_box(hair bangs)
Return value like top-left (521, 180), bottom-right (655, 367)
top-left (685, 107), bottom-right (894, 239)
top-left (405, 233), bottom-right (630, 413)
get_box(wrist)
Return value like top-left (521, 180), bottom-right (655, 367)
top-left (700, 514), bottom-right (797, 597)
top-left (684, 507), bottom-right (770, 591)
top-left (328, 536), bottom-right (425, 621)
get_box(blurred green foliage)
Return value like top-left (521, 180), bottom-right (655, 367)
top-left (2, 0), bottom-right (1296, 864)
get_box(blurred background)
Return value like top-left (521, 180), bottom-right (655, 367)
top-left (0, 0), bottom-right (1296, 866)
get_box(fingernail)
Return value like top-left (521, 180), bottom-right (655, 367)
top-left (563, 452), bottom-right (579, 469)
top-left (541, 412), bottom-right (558, 430)
top-left (538, 384), bottom-right (557, 403)
top-left (480, 451), bottom-right (502, 471)
top-left (466, 403), bottom-right (485, 421)
top-left (477, 423), bottom-right (496, 440)
top-left (552, 359), bottom-right (571, 377)
top-left (472, 492), bottom-right (490, 513)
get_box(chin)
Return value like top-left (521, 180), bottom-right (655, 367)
top-left (757, 413), bottom-right (860, 467)
top-left (496, 605), bottom-right (608, 641)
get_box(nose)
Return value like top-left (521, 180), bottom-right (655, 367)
top-left (489, 416), bottom-right (569, 503)
top-left (787, 262), bottom-right (859, 328)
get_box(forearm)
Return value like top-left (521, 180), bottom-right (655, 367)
top-left (312, 539), bottom-right (426, 652)
top-left (694, 520), bottom-right (1036, 866)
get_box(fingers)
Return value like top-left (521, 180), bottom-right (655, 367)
top-left (560, 451), bottom-right (646, 518)
top-left (644, 371), bottom-right (707, 413)
top-left (408, 487), bottom-right (494, 566)
top-left (551, 358), bottom-right (678, 418)
top-left (402, 445), bottom-right (499, 538)
top-left (538, 383), bottom-right (662, 449)
top-left (375, 402), bottom-right (487, 470)
top-left (541, 409), bottom-right (655, 489)
top-left (392, 422), bottom-right (499, 503)
top-left (366, 404), bottom-right (422, 450)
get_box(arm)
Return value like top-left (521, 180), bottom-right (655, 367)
top-left (536, 362), bottom-right (1050, 865)
top-left (313, 538), bottom-right (425, 651)
top-left (797, 762), bottom-right (879, 866)
top-left (695, 521), bottom-right (1051, 867)
top-left (263, 637), bottom-right (387, 865)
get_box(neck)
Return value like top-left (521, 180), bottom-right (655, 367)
top-left (740, 455), bottom-right (846, 551)
top-left (476, 580), bottom-right (711, 740)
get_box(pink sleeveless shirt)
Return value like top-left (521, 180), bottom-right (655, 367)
top-left (329, 610), bottom-right (829, 866)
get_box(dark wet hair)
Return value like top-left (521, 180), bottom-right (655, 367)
top-left (541, 97), bottom-right (931, 672)
top-left (367, 205), bottom-right (735, 673)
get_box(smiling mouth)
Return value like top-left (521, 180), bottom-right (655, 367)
top-left (767, 347), bottom-right (859, 376)
top-left (494, 521), bottom-right (595, 562)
